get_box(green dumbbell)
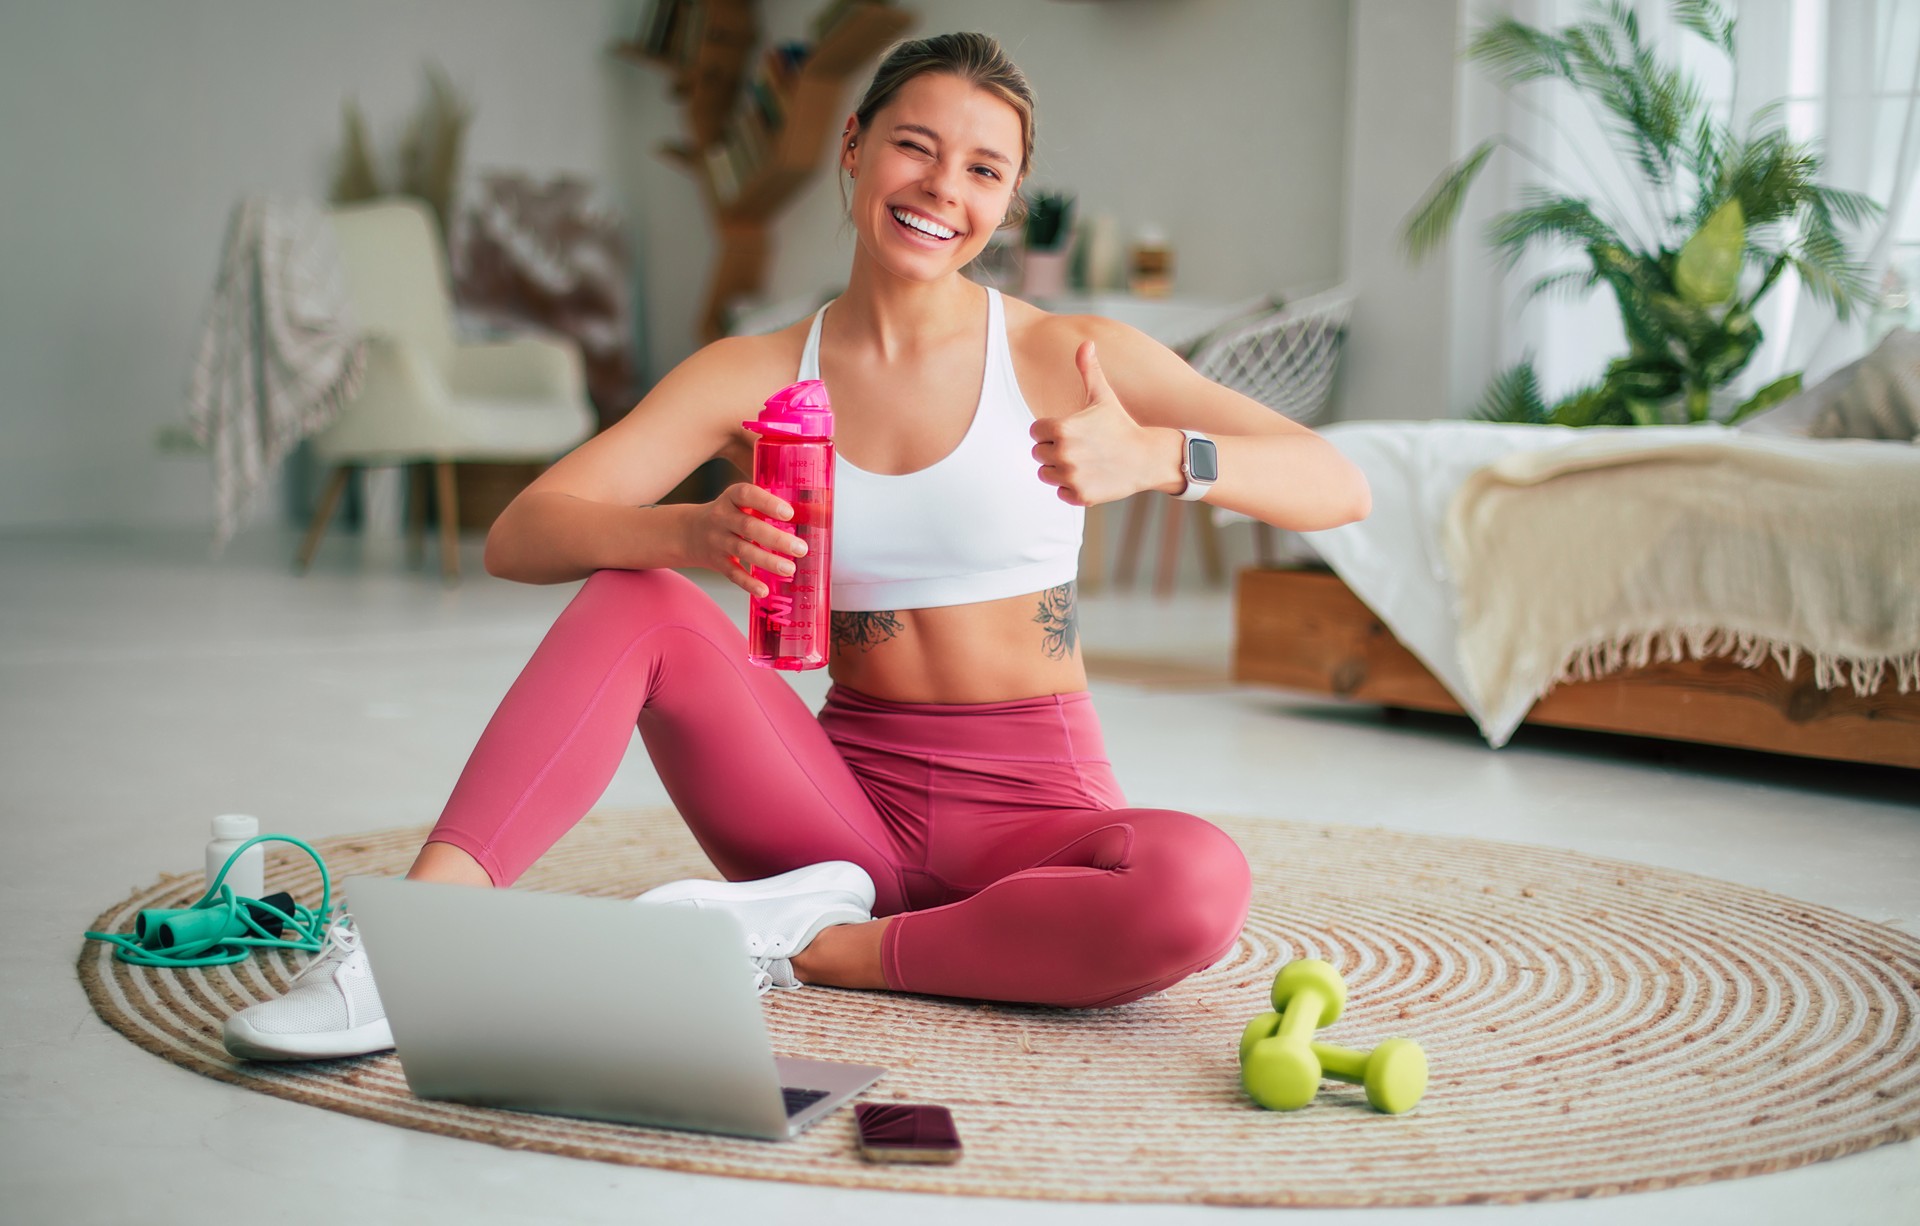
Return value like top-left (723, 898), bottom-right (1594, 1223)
top-left (1240, 959), bottom-right (1347, 1110)
top-left (1312, 1037), bottom-right (1429, 1114)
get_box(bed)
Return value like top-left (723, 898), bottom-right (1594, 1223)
top-left (1227, 421), bottom-right (1920, 770)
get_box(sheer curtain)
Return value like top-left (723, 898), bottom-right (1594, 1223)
top-left (1455, 0), bottom-right (1920, 410)
top-left (1755, 0), bottom-right (1920, 385)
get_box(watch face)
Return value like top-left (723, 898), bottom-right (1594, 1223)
top-left (1187, 437), bottom-right (1220, 483)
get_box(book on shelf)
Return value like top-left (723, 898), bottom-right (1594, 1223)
top-left (748, 53), bottom-right (788, 129)
top-left (640, 0), bottom-right (703, 62)
top-left (638, 0), bottom-right (678, 54)
top-left (675, 2), bottom-right (707, 66)
top-left (705, 141), bottom-right (739, 205)
top-left (734, 100), bottom-right (772, 169)
top-left (772, 39), bottom-right (810, 76)
top-left (723, 126), bottom-right (752, 193)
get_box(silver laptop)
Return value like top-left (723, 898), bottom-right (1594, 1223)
top-left (347, 875), bottom-right (884, 1140)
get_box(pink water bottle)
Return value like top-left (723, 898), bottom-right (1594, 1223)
top-left (743, 379), bottom-right (834, 670)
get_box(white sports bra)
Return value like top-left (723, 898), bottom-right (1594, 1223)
top-left (799, 288), bottom-right (1084, 612)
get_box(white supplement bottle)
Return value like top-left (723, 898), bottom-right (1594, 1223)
top-left (206, 814), bottom-right (265, 900)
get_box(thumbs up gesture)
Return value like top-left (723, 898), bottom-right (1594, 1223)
top-left (1030, 341), bottom-right (1180, 506)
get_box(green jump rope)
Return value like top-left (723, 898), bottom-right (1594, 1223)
top-left (84, 834), bottom-right (334, 968)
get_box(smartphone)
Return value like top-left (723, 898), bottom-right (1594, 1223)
top-left (853, 1102), bottom-right (962, 1164)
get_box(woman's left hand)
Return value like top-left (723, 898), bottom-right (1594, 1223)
top-left (1030, 342), bottom-right (1181, 506)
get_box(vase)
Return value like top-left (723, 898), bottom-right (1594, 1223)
top-left (1021, 248), bottom-right (1070, 300)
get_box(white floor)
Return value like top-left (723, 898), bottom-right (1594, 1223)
top-left (3, 527), bottom-right (1916, 1226)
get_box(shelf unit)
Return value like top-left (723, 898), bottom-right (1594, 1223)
top-left (618, 1), bottom-right (914, 341)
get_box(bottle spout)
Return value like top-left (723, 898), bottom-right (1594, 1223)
top-left (743, 419), bottom-right (804, 437)
top-left (746, 379), bottom-right (833, 439)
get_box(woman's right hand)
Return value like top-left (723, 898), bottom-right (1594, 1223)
top-left (684, 482), bottom-right (806, 599)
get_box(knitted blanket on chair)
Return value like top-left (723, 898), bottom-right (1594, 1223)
top-left (187, 198), bottom-right (366, 549)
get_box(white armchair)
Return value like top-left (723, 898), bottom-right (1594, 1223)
top-left (296, 198), bottom-right (596, 580)
top-left (1112, 287), bottom-right (1355, 594)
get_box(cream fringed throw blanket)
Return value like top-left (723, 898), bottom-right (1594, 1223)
top-left (1444, 433), bottom-right (1920, 745)
top-left (187, 198), bottom-right (365, 549)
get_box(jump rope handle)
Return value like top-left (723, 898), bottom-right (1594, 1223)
top-left (82, 834), bottom-right (335, 968)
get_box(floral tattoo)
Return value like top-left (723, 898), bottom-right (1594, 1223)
top-left (1033, 582), bottom-right (1078, 660)
top-left (832, 609), bottom-right (904, 653)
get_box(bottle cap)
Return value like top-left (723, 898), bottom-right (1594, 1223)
top-left (211, 813), bottom-right (259, 841)
top-left (743, 379), bottom-right (833, 440)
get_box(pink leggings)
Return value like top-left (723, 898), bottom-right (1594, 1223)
top-left (427, 569), bottom-right (1251, 1008)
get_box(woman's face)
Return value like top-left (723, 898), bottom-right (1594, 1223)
top-left (843, 72), bottom-right (1024, 283)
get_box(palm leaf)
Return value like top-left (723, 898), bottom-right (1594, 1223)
top-left (1682, 114), bottom-right (1729, 213)
top-left (1808, 185), bottom-right (1885, 229)
top-left (1486, 192), bottom-right (1623, 269)
top-left (1474, 359), bottom-right (1549, 423)
top-left (1791, 226), bottom-right (1873, 319)
top-left (1741, 97), bottom-right (1789, 139)
top-left (1740, 249), bottom-right (1793, 310)
top-left (1466, 18), bottom-right (1569, 87)
top-left (1525, 267), bottom-right (1602, 302)
top-left (1604, 0), bottom-right (1643, 48)
top-left (1547, 379), bottom-right (1624, 426)
top-left (1673, 0), bottom-right (1735, 55)
top-left (1722, 129), bottom-right (1819, 227)
top-left (1731, 373), bottom-right (1803, 423)
top-left (1403, 139), bottom-right (1498, 263)
top-left (1636, 46), bottom-right (1701, 171)
top-left (1562, 15), bottom-right (1678, 190)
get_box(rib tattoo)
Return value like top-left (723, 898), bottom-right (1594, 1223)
top-left (832, 609), bottom-right (903, 652)
top-left (1033, 582), bottom-right (1078, 660)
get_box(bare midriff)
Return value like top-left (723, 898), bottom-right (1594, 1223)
top-left (827, 588), bottom-right (1086, 705)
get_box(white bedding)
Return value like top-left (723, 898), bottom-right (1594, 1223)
top-left (1298, 422), bottom-right (1706, 743)
top-left (1267, 420), bottom-right (1904, 746)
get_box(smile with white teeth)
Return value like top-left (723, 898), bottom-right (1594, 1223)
top-left (891, 207), bottom-right (957, 240)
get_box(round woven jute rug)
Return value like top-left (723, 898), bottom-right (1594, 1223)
top-left (79, 809), bottom-right (1920, 1207)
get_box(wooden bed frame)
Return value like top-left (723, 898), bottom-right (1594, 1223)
top-left (1231, 567), bottom-right (1920, 770)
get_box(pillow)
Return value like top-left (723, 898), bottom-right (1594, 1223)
top-left (1812, 327), bottom-right (1920, 441)
top-left (1735, 357), bottom-right (1859, 436)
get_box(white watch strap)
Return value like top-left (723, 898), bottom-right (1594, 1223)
top-left (1176, 429), bottom-right (1214, 501)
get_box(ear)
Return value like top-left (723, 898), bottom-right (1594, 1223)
top-left (839, 116), bottom-right (861, 173)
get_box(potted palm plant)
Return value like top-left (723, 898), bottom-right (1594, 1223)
top-left (1404, 0), bottom-right (1882, 425)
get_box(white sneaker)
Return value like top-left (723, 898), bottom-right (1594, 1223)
top-left (222, 915), bottom-right (394, 1061)
top-left (634, 861), bottom-right (874, 995)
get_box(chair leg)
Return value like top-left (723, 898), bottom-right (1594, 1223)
top-left (434, 461), bottom-right (460, 582)
top-left (1154, 497), bottom-right (1184, 598)
top-left (1115, 493), bottom-right (1152, 589)
top-left (406, 462), bottom-right (428, 568)
top-left (295, 467), bottom-right (353, 574)
top-left (1079, 501), bottom-right (1107, 594)
top-left (1195, 503), bottom-right (1225, 586)
top-left (1252, 522), bottom-right (1279, 568)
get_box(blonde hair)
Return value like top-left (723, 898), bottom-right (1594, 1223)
top-left (847, 32), bottom-right (1035, 230)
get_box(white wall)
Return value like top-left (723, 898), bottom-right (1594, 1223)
top-left (624, 0), bottom-right (1355, 380)
top-left (0, 0), bottom-right (641, 531)
top-left (2, 0), bottom-right (1412, 533)
top-left (1334, 0), bottom-right (1463, 421)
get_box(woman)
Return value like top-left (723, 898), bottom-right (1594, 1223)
top-left (224, 32), bottom-right (1368, 1062)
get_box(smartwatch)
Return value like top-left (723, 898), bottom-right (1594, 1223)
top-left (1176, 429), bottom-right (1218, 501)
